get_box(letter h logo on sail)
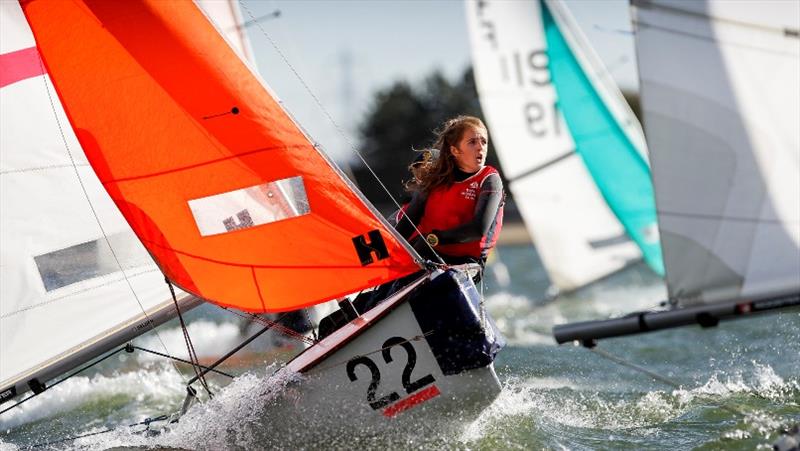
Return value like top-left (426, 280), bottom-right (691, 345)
top-left (352, 230), bottom-right (389, 266)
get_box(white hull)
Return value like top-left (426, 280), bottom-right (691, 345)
top-left (257, 270), bottom-right (504, 438)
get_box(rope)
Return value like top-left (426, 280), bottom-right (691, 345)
top-left (588, 346), bottom-right (746, 417)
top-left (166, 279), bottom-right (213, 399)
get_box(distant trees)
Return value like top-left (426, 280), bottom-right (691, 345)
top-left (351, 67), bottom-right (501, 213)
top-left (351, 66), bottom-right (641, 219)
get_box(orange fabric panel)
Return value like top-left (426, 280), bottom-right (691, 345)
top-left (22, 0), bottom-right (420, 312)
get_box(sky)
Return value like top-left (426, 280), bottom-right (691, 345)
top-left (236, 0), bottom-right (638, 162)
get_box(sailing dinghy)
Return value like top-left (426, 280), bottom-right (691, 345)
top-left (466, 0), bottom-right (663, 293)
top-left (1, 0), bottom-right (504, 436)
top-left (553, 0), bottom-right (800, 343)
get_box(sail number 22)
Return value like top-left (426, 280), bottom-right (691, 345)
top-left (346, 336), bottom-right (436, 410)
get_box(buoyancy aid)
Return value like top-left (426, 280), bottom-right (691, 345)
top-left (418, 165), bottom-right (504, 259)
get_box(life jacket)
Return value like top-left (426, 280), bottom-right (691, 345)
top-left (418, 165), bottom-right (504, 259)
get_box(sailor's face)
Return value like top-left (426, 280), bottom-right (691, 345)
top-left (451, 126), bottom-right (488, 173)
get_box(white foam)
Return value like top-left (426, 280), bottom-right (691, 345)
top-left (0, 365), bottom-right (186, 431)
top-left (135, 320), bottom-right (243, 361)
top-left (72, 364), bottom-right (301, 450)
top-left (463, 362), bottom-right (795, 443)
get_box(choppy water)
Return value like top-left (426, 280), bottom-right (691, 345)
top-left (1, 244), bottom-right (798, 450)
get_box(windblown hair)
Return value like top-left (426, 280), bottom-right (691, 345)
top-left (405, 115), bottom-right (487, 194)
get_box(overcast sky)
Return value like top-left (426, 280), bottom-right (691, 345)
top-left (238, 0), bottom-right (637, 162)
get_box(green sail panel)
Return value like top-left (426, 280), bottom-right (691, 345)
top-left (540, 0), bottom-right (664, 276)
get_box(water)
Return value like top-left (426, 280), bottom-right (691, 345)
top-left (1, 244), bottom-right (798, 450)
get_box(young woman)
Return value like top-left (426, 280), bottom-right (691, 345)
top-left (396, 115), bottom-right (504, 267)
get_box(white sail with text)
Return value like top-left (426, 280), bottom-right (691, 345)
top-left (466, 0), bottom-right (662, 293)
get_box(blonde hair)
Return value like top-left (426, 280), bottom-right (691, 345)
top-left (406, 115), bottom-right (487, 194)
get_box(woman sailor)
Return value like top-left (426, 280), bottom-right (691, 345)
top-left (396, 115), bottom-right (504, 268)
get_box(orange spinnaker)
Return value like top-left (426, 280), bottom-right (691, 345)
top-left (22, 0), bottom-right (421, 312)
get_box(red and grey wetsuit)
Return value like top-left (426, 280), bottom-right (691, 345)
top-left (396, 165), bottom-right (504, 264)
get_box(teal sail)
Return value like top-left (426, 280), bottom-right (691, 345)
top-left (540, 0), bottom-right (664, 276)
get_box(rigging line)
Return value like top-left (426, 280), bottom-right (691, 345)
top-left (185, 313), bottom-right (292, 387)
top-left (237, 1), bottom-right (443, 263)
top-left (588, 346), bottom-right (746, 418)
top-left (231, 309), bottom-right (315, 345)
top-left (167, 279), bottom-right (213, 398)
top-left (131, 346), bottom-right (234, 378)
top-left (28, 414), bottom-right (170, 449)
top-left (0, 346), bottom-right (127, 416)
top-left (34, 54), bottom-right (184, 383)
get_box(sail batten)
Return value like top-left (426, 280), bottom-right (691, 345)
top-left (20, 1), bottom-right (421, 313)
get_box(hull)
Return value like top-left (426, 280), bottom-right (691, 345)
top-left (260, 269), bottom-right (505, 438)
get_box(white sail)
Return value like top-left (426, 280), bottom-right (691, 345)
top-left (465, 0), bottom-right (641, 292)
top-left (553, 0), bottom-right (800, 344)
top-left (633, 0), bottom-right (800, 305)
top-left (0, 2), bottom-right (196, 403)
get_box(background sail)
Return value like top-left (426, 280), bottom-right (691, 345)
top-left (634, 0), bottom-right (800, 305)
top-left (466, 0), bottom-right (645, 292)
top-left (21, 1), bottom-right (421, 313)
top-left (552, 0), bottom-right (799, 344)
top-left (543, 0), bottom-right (664, 276)
top-left (0, 2), bottom-right (197, 402)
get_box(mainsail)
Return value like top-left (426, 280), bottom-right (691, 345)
top-left (0, 2), bottom-right (198, 405)
top-left (466, 0), bottom-right (662, 292)
top-left (554, 0), bottom-right (800, 343)
top-left (20, 1), bottom-right (422, 314)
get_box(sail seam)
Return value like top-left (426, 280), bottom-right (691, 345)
top-left (102, 143), bottom-right (311, 184)
top-left (657, 209), bottom-right (795, 225)
top-left (0, 163), bottom-right (91, 175)
top-left (251, 266), bottom-right (267, 311)
top-left (0, 267), bottom-right (161, 319)
top-left (140, 237), bottom-right (420, 270)
top-left (634, 0), bottom-right (799, 38)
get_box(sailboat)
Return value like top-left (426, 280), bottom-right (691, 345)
top-left (465, 0), bottom-right (663, 294)
top-left (553, 0), bottom-right (799, 342)
top-left (0, 0), bottom-right (504, 436)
